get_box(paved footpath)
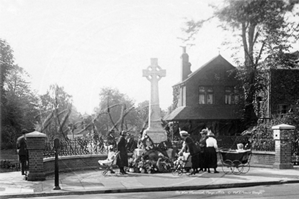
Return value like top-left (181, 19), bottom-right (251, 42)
top-left (0, 167), bottom-right (298, 198)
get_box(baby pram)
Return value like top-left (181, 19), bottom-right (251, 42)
top-left (98, 151), bottom-right (120, 176)
top-left (219, 149), bottom-right (252, 174)
top-left (171, 152), bottom-right (192, 175)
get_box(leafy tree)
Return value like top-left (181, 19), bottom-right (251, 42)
top-left (39, 84), bottom-right (73, 114)
top-left (1, 39), bottom-right (15, 137)
top-left (1, 39), bottom-right (40, 148)
top-left (5, 65), bottom-right (40, 130)
top-left (94, 87), bottom-right (136, 135)
top-left (183, 0), bottom-right (298, 127)
top-left (36, 84), bottom-right (74, 141)
top-left (0, 39), bottom-right (14, 97)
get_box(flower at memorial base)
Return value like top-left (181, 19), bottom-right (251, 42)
top-left (140, 168), bottom-right (145, 173)
top-left (129, 168), bottom-right (134, 173)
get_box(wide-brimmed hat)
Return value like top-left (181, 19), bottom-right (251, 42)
top-left (207, 131), bottom-right (215, 137)
top-left (200, 129), bottom-right (208, 135)
top-left (179, 130), bottom-right (189, 137)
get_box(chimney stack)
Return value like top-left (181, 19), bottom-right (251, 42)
top-left (181, 46), bottom-right (192, 81)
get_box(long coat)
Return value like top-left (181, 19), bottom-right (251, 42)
top-left (184, 136), bottom-right (199, 169)
top-left (116, 136), bottom-right (128, 167)
top-left (198, 137), bottom-right (207, 168)
top-left (16, 136), bottom-right (28, 162)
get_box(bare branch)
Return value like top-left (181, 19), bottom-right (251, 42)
top-left (255, 41), bottom-right (266, 67)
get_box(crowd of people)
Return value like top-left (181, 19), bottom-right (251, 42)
top-left (16, 126), bottom-right (249, 176)
top-left (101, 127), bottom-right (222, 175)
top-left (178, 128), bottom-right (219, 174)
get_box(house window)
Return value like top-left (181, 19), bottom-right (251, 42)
top-left (233, 87), bottom-right (239, 104)
top-left (199, 86), bottom-right (214, 104)
top-left (225, 86), bottom-right (239, 104)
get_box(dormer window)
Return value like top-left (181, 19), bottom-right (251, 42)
top-left (199, 86), bottom-right (214, 104)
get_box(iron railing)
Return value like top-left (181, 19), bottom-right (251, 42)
top-left (44, 135), bottom-right (298, 158)
top-left (44, 139), bottom-right (107, 158)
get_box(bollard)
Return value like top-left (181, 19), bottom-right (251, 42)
top-left (53, 138), bottom-right (61, 190)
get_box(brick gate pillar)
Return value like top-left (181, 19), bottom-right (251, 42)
top-left (26, 131), bottom-right (47, 181)
top-left (272, 124), bottom-right (295, 169)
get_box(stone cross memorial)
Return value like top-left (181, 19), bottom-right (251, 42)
top-left (142, 58), bottom-right (167, 143)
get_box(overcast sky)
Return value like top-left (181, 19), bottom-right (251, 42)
top-left (2, 0), bottom-right (290, 114)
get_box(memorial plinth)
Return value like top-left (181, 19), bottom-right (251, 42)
top-left (142, 58), bottom-right (167, 143)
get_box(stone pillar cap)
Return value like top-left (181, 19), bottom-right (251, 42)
top-left (272, 124), bottom-right (295, 130)
top-left (26, 131), bottom-right (47, 138)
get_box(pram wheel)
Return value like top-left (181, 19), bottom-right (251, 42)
top-left (171, 165), bottom-right (183, 176)
top-left (222, 160), bottom-right (233, 174)
top-left (236, 162), bottom-right (250, 174)
top-left (232, 160), bottom-right (242, 175)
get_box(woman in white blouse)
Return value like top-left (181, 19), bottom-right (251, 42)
top-left (205, 131), bottom-right (219, 173)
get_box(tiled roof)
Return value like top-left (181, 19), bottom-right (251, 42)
top-left (164, 105), bottom-right (242, 121)
top-left (173, 54), bottom-right (235, 87)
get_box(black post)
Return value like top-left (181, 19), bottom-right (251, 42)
top-left (53, 138), bottom-right (61, 190)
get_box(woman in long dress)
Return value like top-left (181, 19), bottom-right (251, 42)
top-left (198, 129), bottom-right (208, 172)
top-left (205, 131), bottom-right (219, 173)
top-left (179, 130), bottom-right (200, 175)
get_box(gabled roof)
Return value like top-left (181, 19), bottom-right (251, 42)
top-left (164, 105), bottom-right (242, 121)
top-left (173, 54), bottom-right (236, 87)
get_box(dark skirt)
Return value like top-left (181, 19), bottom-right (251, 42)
top-left (198, 152), bottom-right (206, 169)
top-left (191, 153), bottom-right (200, 169)
top-left (205, 147), bottom-right (217, 168)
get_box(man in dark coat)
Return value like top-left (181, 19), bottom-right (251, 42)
top-left (16, 129), bottom-right (29, 175)
top-left (116, 131), bottom-right (128, 174)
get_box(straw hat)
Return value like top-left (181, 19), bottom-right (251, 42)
top-left (179, 130), bottom-right (189, 137)
top-left (200, 129), bottom-right (208, 135)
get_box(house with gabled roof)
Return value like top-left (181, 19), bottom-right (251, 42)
top-left (164, 48), bottom-right (244, 137)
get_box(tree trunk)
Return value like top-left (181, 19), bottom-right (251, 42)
top-left (241, 23), bottom-right (258, 127)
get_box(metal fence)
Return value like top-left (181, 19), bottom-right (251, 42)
top-left (44, 139), bottom-right (107, 158)
top-left (44, 135), bottom-right (299, 158)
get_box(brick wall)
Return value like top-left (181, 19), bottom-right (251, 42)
top-left (43, 154), bottom-right (107, 176)
top-left (44, 150), bottom-right (276, 176)
top-left (248, 151), bottom-right (275, 166)
top-left (217, 150), bottom-right (275, 168)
